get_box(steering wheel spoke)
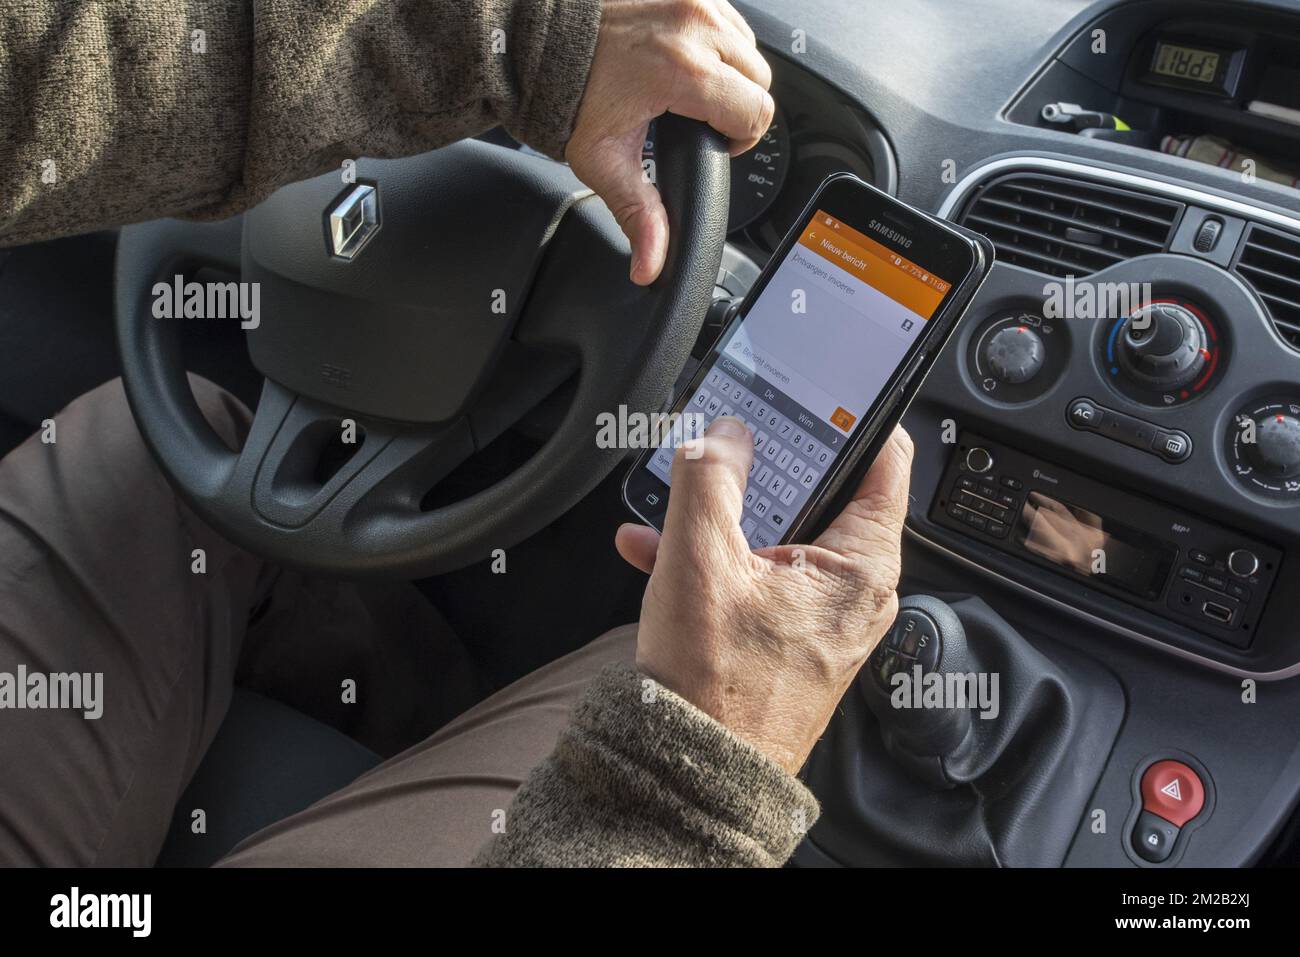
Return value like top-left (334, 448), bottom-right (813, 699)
top-left (224, 379), bottom-right (475, 532)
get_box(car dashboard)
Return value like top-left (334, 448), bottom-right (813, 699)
top-left (727, 0), bottom-right (1300, 867)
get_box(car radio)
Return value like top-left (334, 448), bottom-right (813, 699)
top-left (929, 433), bottom-right (1281, 648)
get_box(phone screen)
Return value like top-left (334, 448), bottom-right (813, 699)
top-left (628, 198), bottom-right (969, 549)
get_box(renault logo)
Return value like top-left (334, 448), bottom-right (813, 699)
top-left (327, 184), bottom-right (380, 260)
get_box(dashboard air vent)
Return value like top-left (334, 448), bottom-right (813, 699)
top-left (1233, 223), bottom-right (1300, 350)
top-left (958, 173), bottom-right (1183, 277)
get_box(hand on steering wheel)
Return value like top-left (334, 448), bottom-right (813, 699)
top-left (115, 117), bottom-right (729, 578)
top-left (567, 0), bottom-right (774, 284)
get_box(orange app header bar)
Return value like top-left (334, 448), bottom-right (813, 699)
top-left (796, 210), bottom-right (951, 319)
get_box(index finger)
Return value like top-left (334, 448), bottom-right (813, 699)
top-left (811, 426), bottom-right (914, 560)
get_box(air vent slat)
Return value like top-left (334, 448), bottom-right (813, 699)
top-left (982, 239), bottom-right (1110, 277)
top-left (971, 197), bottom-right (1166, 249)
top-left (1256, 289), bottom-right (1300, 315)
top-left (1242, 237), bottom-right (1300, 270)
top-left (965, 214), bottom-right (1128, 268)
top-left (1233, 223), bottom-right (1300, 351)
top-left (990, 182), bottom-right (1181, 229)
top-left (957, 173), bottom-right (1182, 279)
top-left (1235, 261), bottom-right (1300, 295)
top-left (1271, 316), bottom-right (1300, 338)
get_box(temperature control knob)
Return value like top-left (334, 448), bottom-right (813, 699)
top-left (1117, 302), bottom-right (1207, 392)
top-left (984, 325), bottom-right (1045, 384)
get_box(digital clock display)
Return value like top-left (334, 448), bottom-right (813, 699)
top-left (1152, 42), bottom-right (1221, 84)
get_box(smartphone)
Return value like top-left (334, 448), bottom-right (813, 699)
top-left (622, 172), bottom-right (994, 548)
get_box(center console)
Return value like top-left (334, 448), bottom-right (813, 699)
top-left (888, 150), bottom-right (1300, 679)
top-left (801, 139), bottom-right (1300, 865)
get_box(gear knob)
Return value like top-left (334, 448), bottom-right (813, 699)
top-left (859, 595), bottom-right (976, 785)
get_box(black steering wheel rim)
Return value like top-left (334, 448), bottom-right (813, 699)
top-left (114, 116), bottom-right (729, 578)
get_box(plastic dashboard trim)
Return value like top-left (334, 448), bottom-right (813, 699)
top-left (912, 153), bottom-right (1300, 681)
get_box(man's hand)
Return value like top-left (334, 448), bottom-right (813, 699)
top-left (615, 417), bottom-right (914, 773)
top-left (566, 0), bottom-right (774, 285)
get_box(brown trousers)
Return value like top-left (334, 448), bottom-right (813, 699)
top-left (0, 377), bottom-right (635, 866)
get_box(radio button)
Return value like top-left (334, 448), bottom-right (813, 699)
top-left (965, 447), bottom-right (994, 474)
top-left (1228, 548), bottom-right (1260, 578)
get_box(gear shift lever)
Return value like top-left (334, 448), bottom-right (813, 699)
top-left (801, 593), bottom-right (1125, 866)
top-left (858, 595), bottom-right (977, 787)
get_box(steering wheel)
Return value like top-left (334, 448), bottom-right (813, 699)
top-left (114, 117), bottom-right (729, 578)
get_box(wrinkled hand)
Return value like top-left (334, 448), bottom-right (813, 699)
top-left (616, 417), bottom-right (914, 773)
top-left (566, 0), bottom-right (774, 285)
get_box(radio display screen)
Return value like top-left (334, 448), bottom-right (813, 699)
top-left (1016, 492), bottom-right (1176, 600)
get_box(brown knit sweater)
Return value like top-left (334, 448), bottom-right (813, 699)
top-left (1, 0), bottom-right (600, 245)
top-left (0, 0), bottom-right (820, 866)
top-left (474, 666), bottom-right (819, 867)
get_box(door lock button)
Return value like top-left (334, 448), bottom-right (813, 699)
top-left (1133, 810), bottom-right (1180, 863)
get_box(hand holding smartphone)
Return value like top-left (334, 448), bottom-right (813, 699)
top-left (623, 173), bottom-right (993, 548)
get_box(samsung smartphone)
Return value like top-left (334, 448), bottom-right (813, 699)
top-left (622, 172), bottom-right (994, 548)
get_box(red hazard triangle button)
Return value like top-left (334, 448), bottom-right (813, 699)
top-left (1141, 760), bottom-right (1205, 828)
